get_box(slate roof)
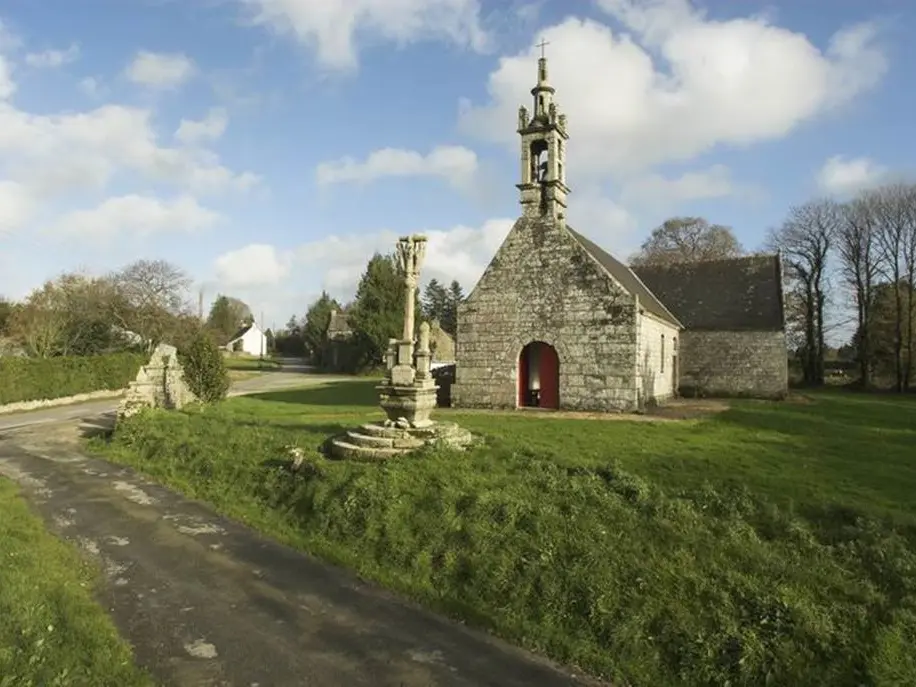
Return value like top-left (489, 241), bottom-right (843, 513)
top-left (632, 254), bottom-right (785, 331)
top-left (566, 227), bottom-right (683, 327)
top-left (226, 323), bottom-right (259, 344)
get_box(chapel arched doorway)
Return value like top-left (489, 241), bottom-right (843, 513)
top-left (518, 341), bottom-right (559, 409)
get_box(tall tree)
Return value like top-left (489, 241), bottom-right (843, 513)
top-left (110, 259), bottom-right (192, 350)
top-left (441, 280), bottom-right (465, 336)
top-left (837, 191), bottom-right (882, 387)
top-left (421, 279), bottom-right (449, 324)
top-left (301, 291), bottom-right (341, 364)
top-left (630, 217), bottom-right (744, 266)
top-left (207, 294), bottom-right (252, 342)
top-left (873, 184), bottom-right (916, 391)
top-left (347, 253), bottom-right (404, 370)
top-left (0, 297), bottom-right (13, 336)
top-left (769, 199), bottom-right (838, 386)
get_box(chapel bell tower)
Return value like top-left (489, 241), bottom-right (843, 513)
top-left (516, 48), bottom-right (570, 223)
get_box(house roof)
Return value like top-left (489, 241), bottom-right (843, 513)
top-left (226, 322), bottom-right (262, 344)
top-left (327, 310), bottom-right (352, 337)
top-left (632, 254), bottom-right (785, 331)
top-left (566, 227), bottom-right (682, 327)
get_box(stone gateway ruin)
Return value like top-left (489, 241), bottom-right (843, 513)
top-left (452, 55), bottom-right (788, 413)
top-left (118, 343), bottom-right (197, 419)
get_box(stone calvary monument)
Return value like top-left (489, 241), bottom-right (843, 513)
top-left (328, 235), bottom-right (473, 461)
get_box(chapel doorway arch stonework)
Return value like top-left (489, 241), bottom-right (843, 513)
top-left (517, 341), bottom-right (560, 409)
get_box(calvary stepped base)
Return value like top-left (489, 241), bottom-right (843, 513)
top-left (328, 421), bottom-right (473, 461)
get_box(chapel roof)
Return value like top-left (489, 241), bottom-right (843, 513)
top-left (566, 227), bottom-right (682, 327)
top-left (632, 254), bottom-right (785, 331)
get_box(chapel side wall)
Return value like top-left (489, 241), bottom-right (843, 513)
top-left (637, 313), bottom-right (679, 403)
top-left (679, 330), bottom-right (788, 399)
top-left (453, 218), bottom-right (640, 412)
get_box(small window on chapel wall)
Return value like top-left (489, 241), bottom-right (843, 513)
top-left (661, 335), bottom-right (666, 372)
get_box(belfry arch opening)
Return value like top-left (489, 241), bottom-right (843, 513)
top-left (518, 341), bottom-right (559, 409)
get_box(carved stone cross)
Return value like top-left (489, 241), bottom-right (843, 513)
top-left (395, 235), bottom-right (427, 342)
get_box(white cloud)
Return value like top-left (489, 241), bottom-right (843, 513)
top-left (240, 0), bottom-right (488, 71)
top-left (0, 54), bottom-right (15, 99)
top-left (125, 51), bottom-right (196, 89)
top-left (316, 145), bottom-right (478, 190)
top-left (620, 164), bottom-right (762, 207)
top-left (460, 3), bottom-right (886, 178)
top-left (0, 103), bottom-right (258, 202)
top-left (0, 180), bottom-right (34, 234)
top-left (78, 76), bottom-right (104, 98)
top-left (291, 217), bottom-right (513, 299)
top-left (175, 108), bottom-right (229, 145)
top-left (25, 43), bottom-right (80, 68)
top-left (52, 194), bottom-right (220, 240)
top-left (816, 155), bottom-right (888, 196)
top-left (214, 244), bottom-right (293, 287)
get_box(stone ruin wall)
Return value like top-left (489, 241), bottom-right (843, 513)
top-left (678, 330), bottom-right (788, 399)
top-left (453, 217), bottom-right (641, 412)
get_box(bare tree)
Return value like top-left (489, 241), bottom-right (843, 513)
top-left (873, 184), bottom-right (914, 391)
top-left (902, 184), bottom-right (916, 389)
top-left (110, 259), bottom-right (193, 350)
top-left (629, 217), bottom-right (744, 266)
top-left (769, 199), bottom-right (838, 385)
top-left (837, 192), bottom-right (882, 387)
top-left (8, 282), bottom-right (70, 357)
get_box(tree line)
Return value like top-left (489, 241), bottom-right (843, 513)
top-left (273, 251), bottom-right (465, 373)
top-left (0, 259), bottom-right (265, 359)
top-left (627, 186), bottom-right (916, 393)
top-left (768, 183), bottom-right (916, 391)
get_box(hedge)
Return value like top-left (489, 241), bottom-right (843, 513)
top-left (0, 352), bottom-right (147, 406)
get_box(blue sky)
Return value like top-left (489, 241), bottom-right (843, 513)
top-left (0, 0), bottom-right (912, 329)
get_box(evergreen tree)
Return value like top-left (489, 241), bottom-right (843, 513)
top-left (264, 328), bottom-right (275, 354)
top-left (421, 279), bottom-right (449, 324)
top-left (347, 252), bottom-right (404, 370)
top-left (301, 291), bottom-right (341, 364)
top-left (441, 280), bottom-right (465, 336)
top-left (206, 294), bottom-right (251, 342)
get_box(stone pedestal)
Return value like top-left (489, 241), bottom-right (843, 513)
top-left (324, 236), bottom-right (474, 461)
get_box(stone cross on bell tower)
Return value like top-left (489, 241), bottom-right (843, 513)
top-left (516, 44), bottom-right (570, 224)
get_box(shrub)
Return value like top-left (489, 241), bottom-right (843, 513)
top-left (0, 352), bottom-right (146, 405)
top-left (178, 331), bottom-right (230, 403)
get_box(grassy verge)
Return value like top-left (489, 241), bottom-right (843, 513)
top-left (222, 356), bottom-right (281, 371)
top-left (0, 478), bottom-right (151, 686)
top-left (89, 382), bottom-right (916, 686)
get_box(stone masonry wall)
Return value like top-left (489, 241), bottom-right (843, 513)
top-left (453, 217), bottom-right (640, 412)
top-left (678, 330), bottom-right (788, 399)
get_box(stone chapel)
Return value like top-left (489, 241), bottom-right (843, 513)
top-left (451, 55), bottom-right (788, 412)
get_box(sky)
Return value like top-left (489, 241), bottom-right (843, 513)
top-left (1, 0), bottom-right (913, 331)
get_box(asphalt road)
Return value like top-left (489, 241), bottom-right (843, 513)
top-left (0, 361), bottom-right (604, 687)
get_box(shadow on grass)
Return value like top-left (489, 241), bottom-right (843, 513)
top-left (246, 381), bottom-right (379, 408)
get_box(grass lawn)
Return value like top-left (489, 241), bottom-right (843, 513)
top-left (89, 382), bottom-right (916, 686)
top-left (0, 478), bottom-right (151, 686)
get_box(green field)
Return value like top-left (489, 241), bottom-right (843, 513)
top-left (0, 479), bottom-right (151, 686)
top-left (89, 382), bottom-right (916, 686)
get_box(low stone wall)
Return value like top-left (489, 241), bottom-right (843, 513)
top-left (678, 330), bottom-right (788, 399)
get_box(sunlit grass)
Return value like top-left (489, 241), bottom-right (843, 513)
top-left (91, 381), bottom-right (916, 686)
top-left (0, 479), bottom-right (152, 686)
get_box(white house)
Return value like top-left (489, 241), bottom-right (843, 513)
top-left (225, 322), bottom-right (267, 357)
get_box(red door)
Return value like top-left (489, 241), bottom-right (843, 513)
top-left (538, 343), bottom-right (559, 409)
